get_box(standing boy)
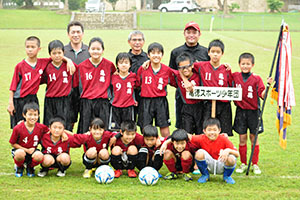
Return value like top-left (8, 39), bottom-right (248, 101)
top-left (9, 102), bottom-right (48, 177)
top-left (232, 53), bottom-right (272, 174)
top-left (136, 42), bottom-right (175, 137)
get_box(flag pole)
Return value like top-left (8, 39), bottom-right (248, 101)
top-left (245, 22), bottom-right (284, 176)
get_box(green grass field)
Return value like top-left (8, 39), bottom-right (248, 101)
top-left (0, 28), bottom-right (300, 199)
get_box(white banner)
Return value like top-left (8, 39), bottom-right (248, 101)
top-left (186, 86), bottom-right (242, 101)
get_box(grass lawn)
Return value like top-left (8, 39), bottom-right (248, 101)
top-left (0, 29), bottom-right (299, 199)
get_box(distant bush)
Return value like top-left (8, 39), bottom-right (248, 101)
top-left (267, 0), bottom-right (284, 13)
top-left (229, 3), bottom-right (240, 12)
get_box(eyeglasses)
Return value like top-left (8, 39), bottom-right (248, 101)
top-left (178, 63), bottom-right (193, 70)
top-left (131, 38), bottom-right (143, 42)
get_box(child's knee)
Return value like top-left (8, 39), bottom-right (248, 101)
top-left (195, 149), bottom-right (205, 160)
top-left (98, 149), bottom-right (109, 160)
top-left (226, 155), bottom-right (236, 166)
top-left (43, 155), bottom-right (55, 167)
top-left (57, 153), bottom-right (71, 165)
top-left (181, 150), bottom-right (192, 160)
top-left (14, 149), bottom-right (26, 160)
top-left (111, 146), bottom-right (122, 155)
top-left (163, 150), bottom-right (174, 160)
top-left (86, 148), bottom-right (97, 159)
top-left (127, 145), bottom-right (138, 155)
top-left (32, 151), bottom-right (44, 162)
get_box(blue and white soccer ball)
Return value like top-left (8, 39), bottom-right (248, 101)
top-left (138, 167), bottom-right (159, 186)
top-left (95, 165), bottom-right (115, 184)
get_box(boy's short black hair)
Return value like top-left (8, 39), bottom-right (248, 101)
top-left (22, 102), bottom-right (39, 115)
top-left (67, 21), bottom-right (84, 33)
top-left (89, 37), bottom-right (104, 50)
top-left (25, 36), bottom-right (41, 47)
top-left (147, 42), bottom-right (164, 55)
top-left (176, 52), bottom-right (193, 67)
top-left (142, 125), bottom-right (158, 138)
top-left (208, 39), bottom-right (224, 53)
top-left (116, 52), bottom-right (132, 66)
top-left (171, 129), bottom-right (189, 142)
top-left (49, 115), bottom-right (66, 128)
top-left (48, 40), bottom-right (64, 55)
top-left (120, 120), bottom-right (137, 132)
top-left (203, 118), bottom-right (221, 130)
top-left (239, 52), bottom-right (255, 64)
top-left (89, 118), bottom-right (105, 130)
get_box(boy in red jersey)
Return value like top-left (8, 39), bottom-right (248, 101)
top-left (42, 40), bottom-right (76, 131)
top-left (232, 53), bottom-right (272, 175)
top-left (136, 125), bottom-right (164, 173)
top-left (38, 116), bottom-right (73, 177)
top-left (173, 52), bottom-right (203, 135)
top-left (191, 118), bottom-right (239, 184)
top-left (109, 52), bottom-right (136, 130)
top-left (163, 129), bottom-right (196, 182)
top-left (75, 37), bottom-right (116, 133)
top-left (9, 102), bottom-right (48, 177)
top-left (110, 120), bottom-right (143, 178)
top-left (71, 118), bottom-right (116, 178)
top-left (184, 39), bottom-right (233, 136)
top-left (8, 36), bottom-right (75, 129)
top-left (136, 42), bottom-right (175, 137)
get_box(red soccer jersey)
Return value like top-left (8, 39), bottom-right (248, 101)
top-left (111, 73), bottom-right (136, 107)
top-left (71, 131), bottom-right (115, 152)
top-left (166, 141), bottom-right (197, 157)
top-left (40, 133), bottom-right (74, 155)
top-left (136, 63), bottom-right (176, 98)
top-left (77, 58), bottom-right (116, 99)
top-left (9, 122), bottom-right (49, 149)
top-left (232, 72), bottom-right (265, 110)
top-left (113, 132), bottom-right (144, 152)
top-left (141, 136), bottom-right (165, 158)
top-left (190, 134), bottom-right (237, 160)
top-left (194, 61), bottom-right (232, 102)
top-left (172, 70), bottom-right (201, 104)
top-left (42, 62), bottom-right (74, 97)
top-left (10, 58), bottom-right (51, 98)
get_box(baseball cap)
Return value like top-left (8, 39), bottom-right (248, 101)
top-left (184, 21), bottom-right (200, 32)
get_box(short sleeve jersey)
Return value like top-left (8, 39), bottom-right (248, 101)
top-left (166, 141), bottom-right (197, 157)
top-left (173, 70), bottom-right (201, 104)
top-left (9, 122), bottom-right (49, 149)
top-left (10, 58), bottom-right (51, 98)
top-left (191, 134), bottom-right (237, 160)
top-left (194, 61), bottom-right (232, 102)
top-left (232, 72), bottom-right (265, 110)
top-left (110, 73), bottom-right (136, 107)
top-left (141, 137), bottom-right (165, 158)
top-left (43, 62), bottom-right (74, 97)
top-left (71, 131), bottom-right (115, 153)
top-left (77, 58), bottom-right (116, 99)
top-left (40, 133), bottom-right (73, 155)
top-left (113, 132), bottom-right (144, 152)
top-left (136, 63), bottom-right (175, 98)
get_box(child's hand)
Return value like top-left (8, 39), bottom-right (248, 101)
top-left (220, 133), bottom-right (228, 138)
top-left (142, 60), bottom-right (150, 70)
top-left (26, 148), bottom-right (35, 155)
top-left (113, 71), bottom-right (119, 75)
top-left (224, 63), bottom-right (231, 71)
top-left (62, 132), bottom-right (69, 142)
top-left (17, 120), bottom-right (24, 125)
top-left (7, 103), bottom-right (15, 116)
top-left (155, 138), bottom-right (162, 147)
top-left (218, 149), bottom-right (229, 162)
top-left (64, 130), bottom-right (74, 135)
top-left (65, 58), bottom-right (76, 75)
top-left (84, 131), bottom-right (90, 135)
top-left (267, 77), bottom-right (273, 85)
top-left (134, 101), bottom-right (138, 107)
top-left (109, 136), bottom-right (117, 148)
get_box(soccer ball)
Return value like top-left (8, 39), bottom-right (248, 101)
top-left (95, 165), bottom-right (114, 184)
top-left (138, 167), bottom-right (159, 186)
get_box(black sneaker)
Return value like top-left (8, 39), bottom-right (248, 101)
top-left (26, 167), bottom-right (35, 177)
top-left (15, 167), bottom-right (24, 178)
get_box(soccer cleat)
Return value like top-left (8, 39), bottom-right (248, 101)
top-left (127, 169), bottom-right (137, 178)
top-left (37, 168), bottom-right (49, 177)
top-left (223, 176), bottom-right (236, 184)
top-left (197, 174), bottom-right (209, 183)
top-left (26, 167), bottom-right (35, 177)
top-left (15, 167), bottom-right (24, 178)
top-left (114, 169), bottom-right (123, 178)
top-left (252, 164), bottom-right (261, 175)
top-left (192, 169), bottom-right (200, 175)
top-left (183, 173), bottom-right (193, 181)
top-left (158, 173), bottom-right (163, 178)
top-left (164, 172), bottom-right (178, 180)
top-left (223, 165), bottom-right (235, 184)
top-left (236, 163), bottom-right (247, 174)
top-left (56, 170), bottom-right (66, 177)
top-left (83, 169), bottom-right (93, 178)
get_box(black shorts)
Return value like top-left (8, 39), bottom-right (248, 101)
top-left (203, 101), bottom-right (233, 136)
top-left (233, 107), bottom-right (264, 134)
top-left (138, 97), bottom-right (171, 128)
top-left (44, 96), bottom-right (72, 131)
top-left (10, 95), bottom-right (39, 129)
top-left (70, 87), bottom-right (80, 123)
top-left (11, 148), bottom-right (40, 165)
top-left (78, 98), bottom-right (110, 133)
top-left (109, 106), bottom-right (134, 131)
top-left (181, 102), bottom-right (204, 135)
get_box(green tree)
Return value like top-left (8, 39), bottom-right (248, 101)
top-left (108, 0), bottom-right (118, 10)
top-left (267, 0), bottom-right (284, 12)
top-left (12, 0), bottom-right (34, 8)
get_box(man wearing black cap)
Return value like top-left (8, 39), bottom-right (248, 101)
top-left (169, 21), bottom-right (210, 129)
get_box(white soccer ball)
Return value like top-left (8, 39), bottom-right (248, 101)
top-left (138, 167), bottom-right (159, 186)
top-left (95, 165), bottom-right (115, 184)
